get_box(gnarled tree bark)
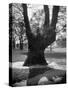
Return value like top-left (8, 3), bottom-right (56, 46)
top-left (22, 4), bottom-right (59, 66)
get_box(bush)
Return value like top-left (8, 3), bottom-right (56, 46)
top-left (56, 38), bottom-right (66, 47)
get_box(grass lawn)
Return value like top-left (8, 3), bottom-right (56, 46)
top-left (12, 47), bottom-right (66, 67)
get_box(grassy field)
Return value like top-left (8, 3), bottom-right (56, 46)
top-left (12, 47), bottom-right (66, 66)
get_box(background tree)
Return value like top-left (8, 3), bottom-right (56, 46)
top-left (9, 4), bottom-right (13, 62)
top-left (56, 6), bottom-right (66, 48)
top-left (12, 3), bottom-right (26, 50)
top-left (22, 4), bottom-right (59, 66)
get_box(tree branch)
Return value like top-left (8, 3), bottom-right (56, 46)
top-left (43, 6), bottom-right (59, 47)
top-left (50, 6), bottom-right (59, 29)
top-left (44, 5), bottom-right (49, 27)
top-left (22, 4), bottom-right (33, 38)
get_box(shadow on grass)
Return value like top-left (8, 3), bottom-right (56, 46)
top-left (27, 67), bottom-right (66, 86)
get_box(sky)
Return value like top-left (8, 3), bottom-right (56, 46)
top-left (28, 5), bottom-right (43, 20)
top-left (28, 4), bottom-right (53, 24)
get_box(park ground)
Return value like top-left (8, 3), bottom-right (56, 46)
top-left (12, 47), bottom-right (66, 69)
top-left (9, 47), bottom-right (66, 86)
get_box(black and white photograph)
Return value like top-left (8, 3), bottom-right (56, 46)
top-left (9, 3), bottom-right (66, 87)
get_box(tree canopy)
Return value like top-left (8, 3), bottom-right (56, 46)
top-left (9, 3), bottom-right (66, 49)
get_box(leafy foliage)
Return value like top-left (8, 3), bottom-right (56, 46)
top-left (9, 4), bottom-right (66, 49)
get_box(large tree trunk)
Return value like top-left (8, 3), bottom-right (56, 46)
top-left (19, 22), bottom-right (24, 50)
top-left (19, 35), bottom-right (23, 50)
top-left (22, 4), bottom-right (59, 66)
top-left (12, 38), bottom-right (15, 49)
